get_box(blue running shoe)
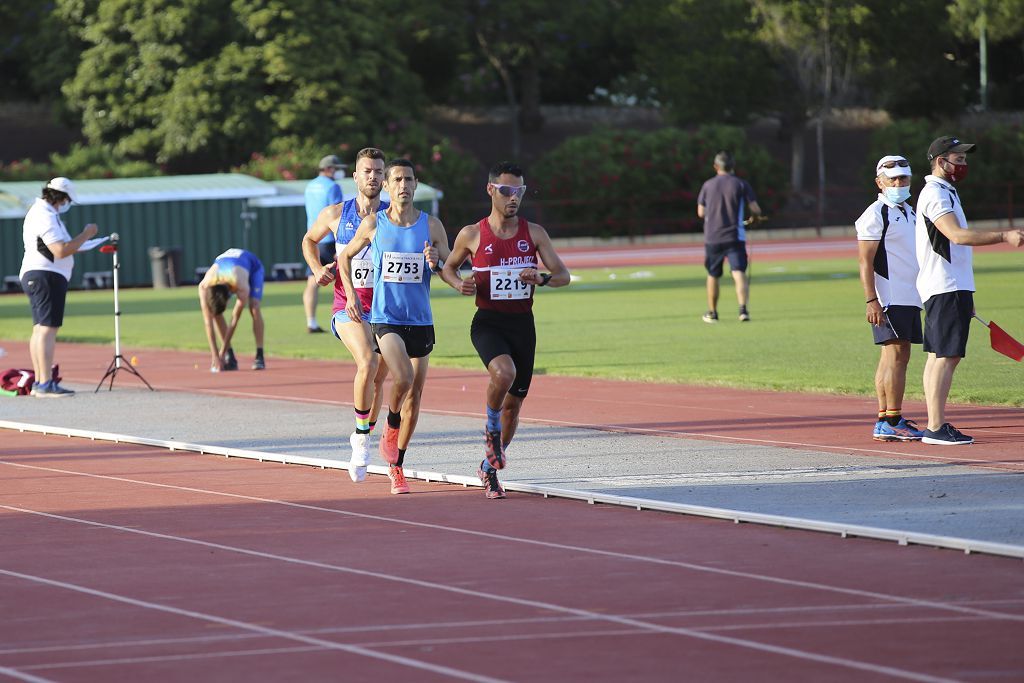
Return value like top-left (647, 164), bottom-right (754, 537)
top-left (872, 420), bottom-right (895, 442)
top-left (874, 418), bottom-right (924, 441)
top-left (893, 417), bottom-right (924, 441)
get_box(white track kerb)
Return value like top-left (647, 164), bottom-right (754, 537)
top-left (3, 419), bottom-right (1022, 561)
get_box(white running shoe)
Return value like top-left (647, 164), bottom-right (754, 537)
top-left (348, 432), bottom-right (370, 482)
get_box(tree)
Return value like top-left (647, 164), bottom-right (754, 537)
top-left (58, 0), bottom-right (426, 167)
top-left (619, 0), bottom-right (777, 126)
top-left (0, 1), bottom-right (82, 102)
top-left (948, 0), bottom-right (1024, 109)
top-left (460, 1), bottom-right (624, 157)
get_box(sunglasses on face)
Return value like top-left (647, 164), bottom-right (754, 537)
top-left (879, 159), bottom-right (910, 169)
top-left (491, 184), bottom-right (527, 198)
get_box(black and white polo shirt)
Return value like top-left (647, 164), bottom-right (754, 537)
top-left (855, 194), bottom-right (921, 307)
top-left (915, 175), bottom-right (974, 302)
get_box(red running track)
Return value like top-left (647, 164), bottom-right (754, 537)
top-left (3, 430), bottom-right (1024, 682)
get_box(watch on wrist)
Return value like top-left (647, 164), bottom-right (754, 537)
top-left (539, 273), bottom-right (552, 286)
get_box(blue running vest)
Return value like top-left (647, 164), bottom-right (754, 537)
top-left (369, 210), bottom-right (433, 325)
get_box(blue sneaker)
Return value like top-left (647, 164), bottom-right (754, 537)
top-left (872, 420), bottom-right (894, 441)
top-left (893, 417), bottom-right (924, 440)
top-left (873, 418), bottom-right (922, 442)
top-left (32, 380), bottom-right (75, 398)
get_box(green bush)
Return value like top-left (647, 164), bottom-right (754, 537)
top-left (532, 125), bottom-right (784, 237)
top-left (869, 120), bottom-right (1024, 218)
top-left (0, 143), bottom-right (161, 181)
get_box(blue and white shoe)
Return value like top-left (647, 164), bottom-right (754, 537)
top-left (31, 380), bottom-right (75, 398)
top-left (874, 418), bottom-right (923, 441)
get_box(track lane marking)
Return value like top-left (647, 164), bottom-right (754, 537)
top-left (1, 510), bottom-right (960, 683)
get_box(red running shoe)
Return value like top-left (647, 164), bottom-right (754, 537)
top-left (484, 430), bottom-right (506, 470)
top-left (379, 423), bottom-right (400, 464)
top-left (477, 466), bottom-right (506, 499)
top-left (388, 465), bottom-right (410, 494)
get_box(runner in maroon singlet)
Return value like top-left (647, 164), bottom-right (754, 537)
top-left (440, 161), bottom-right (571, 499)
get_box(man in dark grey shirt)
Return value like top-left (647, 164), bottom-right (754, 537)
top-left (696, 151), bottom-right (761, 323)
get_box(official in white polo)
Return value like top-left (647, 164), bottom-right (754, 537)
top-left (856, 155), bottom-right (924, 442)
top-left (19, 177), bottom-right (99, 397)
top-left (915, 136), bottom-right (1024, 445)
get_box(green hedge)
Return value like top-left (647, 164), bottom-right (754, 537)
top-left (0, 143), bottom-right (161, 181)
top-left (531, 125), bottom-right (784, 237)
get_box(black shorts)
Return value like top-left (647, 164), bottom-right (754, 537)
top-left (21, 270), bottom-right (69, 327)
top-left (471, 309), bottom-right (536, 398)
top-left (923, 290), bottom-right (974, 358)
top-left (372, 323), bottom-right (435, 359)
top-left (872, 305), bottom-right (923, 345)
top-left (705, 240), bottom-right (748, 277)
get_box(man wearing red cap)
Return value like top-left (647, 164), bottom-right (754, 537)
top-left (914, 136), bottom-right (1024, 445)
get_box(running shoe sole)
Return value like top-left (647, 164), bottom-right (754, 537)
top-left (921, 436), bottom-right (974, 446)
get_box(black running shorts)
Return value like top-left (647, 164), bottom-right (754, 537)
top-left (471, 309), bottom-right (536, 398)
top-left (923, 290), bottom-right (973, 358)
top-left (704, 240), bottom-right (748, 277)
top-left (872, 305), bottom-right (923, 345)
top-left (372, 323), bottom-right (435, 359)
top-left (22, 270), bottom-right (69, 328)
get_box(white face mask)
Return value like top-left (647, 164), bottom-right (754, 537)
top-left (333, 170), bottom-right (345, 181)
top-left (883, 186), bottom-right (911, 205)
top-left (57, 201), bottom-right (72, 214)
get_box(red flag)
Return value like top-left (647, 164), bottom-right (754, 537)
top-left (988, 320), bottom-right (1024, 362)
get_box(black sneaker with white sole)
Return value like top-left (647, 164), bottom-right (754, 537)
top-left (921, 423), bottom-right (974, 446)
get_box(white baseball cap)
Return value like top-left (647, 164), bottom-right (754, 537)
top-left (46, 177), bottom-right (79, 203)
top-left (875, 156), bottom-right (911, 178)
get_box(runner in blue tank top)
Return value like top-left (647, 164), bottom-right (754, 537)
top-left (197, 248), bottom-right (266, 373)
top-left (303, 147), bottom-right (390, 483)
top-left (337, 159), bottom-right (454, 495)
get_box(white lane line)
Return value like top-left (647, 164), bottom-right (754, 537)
top-left (0, 569), bottom-right (504, 683)
top-left (6, 601), bottom-right (1016, 658)
top-left (22, 614), bottom-right (987, 672)
top-left (0, 515), bottom-right (959, 683)
top-left (0, 666), bottom-right (54, 683)
top-left (3, 463), bottom-right (1023, 623)
top-left (19, 646), bottom-right (326, 672)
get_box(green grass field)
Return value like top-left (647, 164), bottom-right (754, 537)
top-left (2, 252), bottom-right (1022, 405)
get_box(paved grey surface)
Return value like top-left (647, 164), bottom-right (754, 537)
top-left (3, 384), bottom-right (1024, 547)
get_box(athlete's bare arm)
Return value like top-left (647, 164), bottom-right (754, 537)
top-left (857, 240), bottom-right (885, 326)
top-left (302, 203), bottom-right (343, 286)
top-left (339, 213), bottom-right (377, 321)
top-left (520, 223), bottom-right (570, 287)
top-left (932, 212), bottom-right (1024, 247)
top-left (440, 224), bottom-right (479, 296)
top-left (422, 216), bottom-right (453, 273)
